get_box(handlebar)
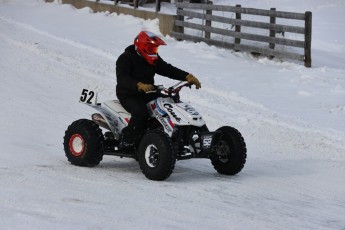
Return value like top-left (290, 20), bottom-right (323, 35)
top-left (147, 81), bottom-right (192, 95)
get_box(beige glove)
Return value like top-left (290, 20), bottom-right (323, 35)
top-left (137, 82), bottom-right (154, 93)
top-left (186, 74), bottom-right (201, 89)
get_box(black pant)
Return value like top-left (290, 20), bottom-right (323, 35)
top-left (119, 93), bottom-right (159, 142)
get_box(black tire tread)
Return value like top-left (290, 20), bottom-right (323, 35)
top-left (211, 126), bottom-right (247, 175)
top-left (63, 119), bottom-right (104, 167)
top-left (138, 130), bottom-right (176, 181)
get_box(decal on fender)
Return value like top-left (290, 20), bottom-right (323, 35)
top-left (163, 104), bottom-right (181, 122)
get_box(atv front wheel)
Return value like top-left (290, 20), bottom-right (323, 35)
top-left (211, 126), bottom-right (247, 175)
top-left (138, 130), bottom-right (176, 181)
top-left (63, 119), bottom-right (104, 167)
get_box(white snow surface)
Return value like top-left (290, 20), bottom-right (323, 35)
top-left (0, 0), bottom-right (345, 229)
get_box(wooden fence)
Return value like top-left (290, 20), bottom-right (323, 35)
top-left (171, 2), bottom-right (312, 67)
top-left (98, 0), bottom-right (164, 12)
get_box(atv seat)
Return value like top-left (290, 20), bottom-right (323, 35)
top-left (103, 100), bottom-right (131, 123)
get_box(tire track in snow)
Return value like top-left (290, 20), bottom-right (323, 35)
top-left (0, 15), bottom-right (117, 96)
top-left (192, 87), bottom-right (345, 160)
top-left (0, 15), bottom-right (116, 61)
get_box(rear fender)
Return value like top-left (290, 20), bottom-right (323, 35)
top-left (79, 89), bottom-right (129, 139)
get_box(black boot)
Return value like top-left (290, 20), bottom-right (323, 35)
top-left (118, 126), bottom-right (137, 150)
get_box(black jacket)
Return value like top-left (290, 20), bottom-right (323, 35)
top-left (116, 45), bottom-right (188, 100)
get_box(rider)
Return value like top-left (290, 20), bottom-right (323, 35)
top-left (116, 31), bottom-right (201, 148)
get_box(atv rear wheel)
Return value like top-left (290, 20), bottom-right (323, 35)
top-left (138, 130), bottom-right (176, 181)
top-left (63, 119), bottom-right (104, 167)
top-left (211, 126), bottom-right (247, 175)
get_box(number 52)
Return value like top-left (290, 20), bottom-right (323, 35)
top-left (79, 89), bottom-right (97, 105)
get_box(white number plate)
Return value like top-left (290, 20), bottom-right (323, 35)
top-left (202, 135), bottom-right (213, 148)
top-left (79, 89), bottom-right (98, 105)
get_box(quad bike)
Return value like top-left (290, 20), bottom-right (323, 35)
top-left (63, 81), bottom-right (247, 181)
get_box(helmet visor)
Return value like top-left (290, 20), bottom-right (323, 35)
top-left (146, 44), bottom-right (159, 55)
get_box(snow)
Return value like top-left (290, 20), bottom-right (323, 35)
top-left (0, 0), bottom-right (344, 229)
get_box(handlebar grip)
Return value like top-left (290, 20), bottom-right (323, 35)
top-left (145, 85), bottom-right (164, 94)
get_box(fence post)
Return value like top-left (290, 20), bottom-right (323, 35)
top-left (234, 4), bottom-right (241, 50)
top-left (269, 8), bottom-right (276, 59)
top-left (133, 0), bottom-right (138, 9)
top-left (175, 0), bottom-right (184, 37)
top-left (304, 11), bottom-right (312, 67)
top-left (155, 0), bottom-right (161, 12)
top-left (205, 1), bottom-right (213, 39)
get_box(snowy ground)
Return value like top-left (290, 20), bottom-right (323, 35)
top-left (0, 0), bottom-right (344, 229)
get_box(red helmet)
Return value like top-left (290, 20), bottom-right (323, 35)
top-left (134, 31), bottom-right (166, 65)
